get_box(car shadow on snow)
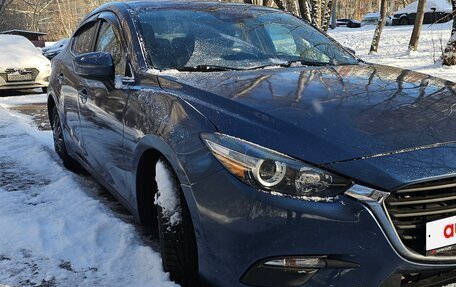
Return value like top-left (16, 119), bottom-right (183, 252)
top-left (0, 89), bottom-right (43, 97)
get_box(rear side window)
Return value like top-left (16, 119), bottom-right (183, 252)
top-left (72, 22), bottom-right (97, 55)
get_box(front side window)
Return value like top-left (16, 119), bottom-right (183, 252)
top-left (135, 8), bottom-right (358, 70)
top-left (72, 22), bottom-right (97, 55)
top-left (95, 21), bottom-right (125, 75)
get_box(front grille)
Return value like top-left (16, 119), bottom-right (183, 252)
top-left (381, 269), bottom-right (456, 287)
top-left (0, 68), bottom-right (39, 82)
top-left (385, 178), bottom-right (456, 255)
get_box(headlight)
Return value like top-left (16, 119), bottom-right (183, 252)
top-left (201, 133), bottom-right (352, 200)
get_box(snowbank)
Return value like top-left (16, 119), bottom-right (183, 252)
top-left (0, 96), bottom-right (178, 287)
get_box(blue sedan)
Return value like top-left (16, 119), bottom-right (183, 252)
top-left (47, 1), bottom-right (456, 286)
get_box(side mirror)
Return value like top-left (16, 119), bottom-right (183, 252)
top-left (431, 7), bottom-right (437, 12)
top-left (74, 52), bottom-right (114, 81)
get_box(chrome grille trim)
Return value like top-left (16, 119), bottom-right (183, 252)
top-left (385, 178), bottom-right (456, 255)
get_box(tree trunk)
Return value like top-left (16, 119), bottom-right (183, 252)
top-left (263, 0), bottom-right (273, 6)
top-left (289, 0), bottom-right (300, 16)
top-left (354, 0), bottom-right (361, 19)
top-left (298, 0), bottom-right (312, 22)
top-left (311, 0), bottom-right (321, 27)
top-left (273, 0), bottom-right (287, 10)
top-left (0, 0), bottom-right (12, 26)
top-left (369, 0), bottom-right (388, 53)
top-left (442, 0), bottom-right (456, 65)
top-left (0, 0), bottom-right (12, 15)
top-left (322, 0), bottom-right (333, 31)
top-left (330, 0), bottom-right (337, 29)
top-left (408, 0), bottom-right (426, 52)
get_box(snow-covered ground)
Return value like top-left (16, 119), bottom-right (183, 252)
top-left (329, 21), bottom-right (456, 82)
top-left (0, 93), bottom-right (178, 287)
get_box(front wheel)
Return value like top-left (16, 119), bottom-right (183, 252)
top-left (400, 17), bottom-right (409, 25)
top-left (155, 159), bottom-right (199, 287)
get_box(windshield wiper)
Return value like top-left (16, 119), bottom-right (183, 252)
top-left (281, 59), bottom-right (332, 67)
top-left (177, 65), bottom-right (240, 72)
top-left (247, 59), bottom-right (332, 70)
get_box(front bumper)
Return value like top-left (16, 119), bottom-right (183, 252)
top-left (0, 68), bottom-right (49, 91)
top-left (186, 169), bottom-right (456, 287)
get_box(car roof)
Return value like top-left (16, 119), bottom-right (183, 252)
top-left (84, 0), bottom-right (280, 25)
top-left (95, 0), bottom-right (278, 13)
top-left (124, 0), bottom-right (274, 9)
top-left (0, 34), bottom-right (35, 47)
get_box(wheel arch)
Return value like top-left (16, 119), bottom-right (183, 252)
top-left (133, 134), bottom-right (192, 226)
top-left (399, 15), bottom-right (409, 24)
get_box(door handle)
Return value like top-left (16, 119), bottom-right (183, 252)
top-left (78, 88), bottom-right (88, 104)
top-left (58, 73), bottom-right (65, 83)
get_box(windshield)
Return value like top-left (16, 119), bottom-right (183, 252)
top-left (136, 8), bottom-right (358, 71)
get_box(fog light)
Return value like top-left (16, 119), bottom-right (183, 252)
top-left (264, 257), bottom-right (326, 269)
top-left (241, 256), bottom-right (359, 287)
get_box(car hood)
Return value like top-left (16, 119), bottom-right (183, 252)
top-left (159, 64), bottom-right (456, 168)
top-left (0, 49), bottom-right (50, 71)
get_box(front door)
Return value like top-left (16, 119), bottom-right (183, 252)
top-left (79, 13), bottom-right (131, 197)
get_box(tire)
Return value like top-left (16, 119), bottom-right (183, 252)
top-left (51, 106), bottom-right (84, 173)
top-left (400, 17), bottom-right (409, 25)
top-left (42, 87), bottom-right (48, 94)
top-left (156, 159), bottom-right (199, 287)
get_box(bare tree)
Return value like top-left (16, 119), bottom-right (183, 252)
top-left (272, 0), bottom-right (287, 10)
top-left (354, 0), bottom-right (361, 19)
top-left (321, 0), bottom-right (333, 31)
top-left (0, 0), bottom-right (12, 17)
top-left (0, 0), bottom-right (13, 28)
top-left (83, 0), bottom-right (106, 8)
top-left (442, 0), bottom-right (456, 65)
top-left (21, 0), bottom-right (55, 31)
top-left (52, 0), bottom-right (85, 38)
top-left (298, 0), bottom-right (313, 22)
top-left (408, 0), bottom-right (426, 52)
top-left (311, 0), bottom-right (321, 26)
top-left (369, 0), bottom-right (388, 53)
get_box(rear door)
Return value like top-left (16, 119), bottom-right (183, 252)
top-left (78, 12), bottom-right (131, 197)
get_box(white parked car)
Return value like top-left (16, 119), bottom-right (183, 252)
top-left (361, 12), bottom-right (393, 26)
top-left (0, 35), bottom-right (51, 93)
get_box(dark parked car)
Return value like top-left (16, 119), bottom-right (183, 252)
top-left (48, 1), bottom-right (456, 286)
top-left (42, 38), bottom-right (69, 60)
top-left (392, 0), bottom-right (452, 25)
top-left (336, 18), bottom-right (361, 28)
